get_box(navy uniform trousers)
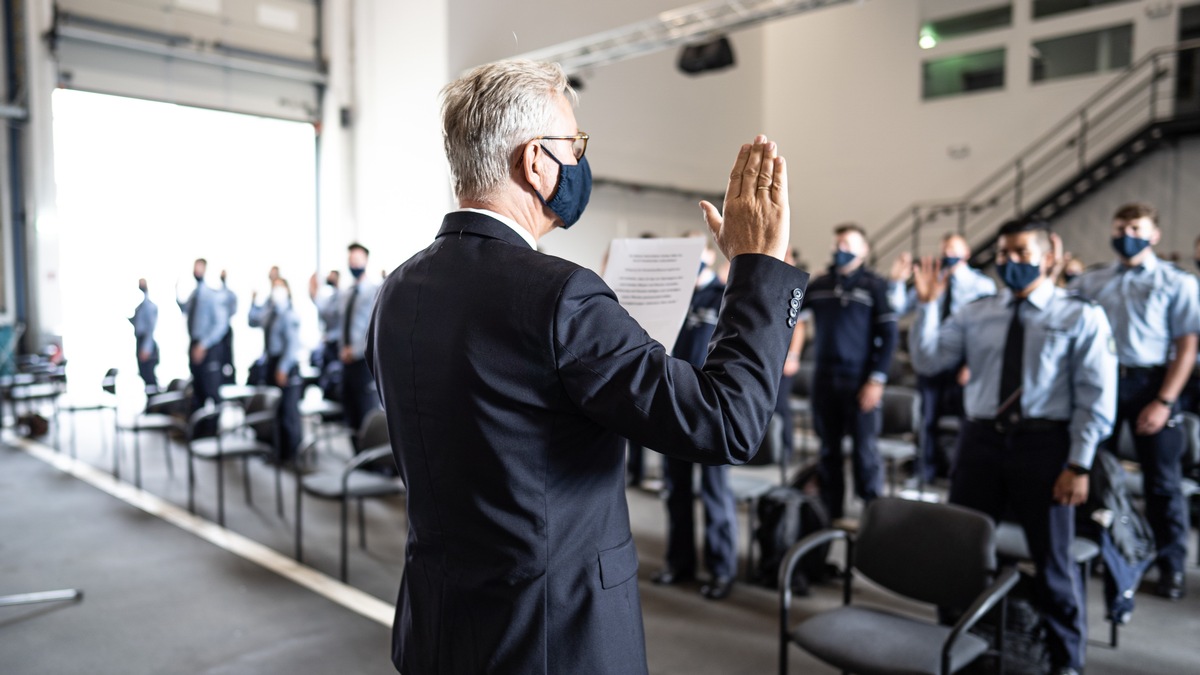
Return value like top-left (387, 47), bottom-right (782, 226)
top-left (1109, 368), bottom-right (1189, 574)
top-left (950, 420), bottom-right (1085, 670)
top-left (267, 356), bottom-right (303, 461)
top-left (342, 357), bottom-right (380, 450)
top-left (916, 370), bottom-right (964, 482)
top-left (813, 372), bottom-right (883, 520)
top-left (189, 336), bottom-right (225, 437)
top-left (662, 457), bottom-right (738, 580)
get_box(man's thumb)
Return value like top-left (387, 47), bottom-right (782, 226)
top-left (699, 201), bottom-right (722, 239)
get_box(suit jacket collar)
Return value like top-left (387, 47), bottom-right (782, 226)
top-left (437, 211), bottom-right (533, 249)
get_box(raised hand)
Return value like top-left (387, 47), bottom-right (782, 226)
top-left (700, 135), bottom-right (789, 262)
top-left (913, 256), bottom-right (947, 304)
top-left (889, 251), bottom-right (913, 283)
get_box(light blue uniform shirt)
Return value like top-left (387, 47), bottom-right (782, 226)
top-left (248, 301), bottom-right (300, 377)
top-left (888, 264), bottom-right (996, 316)
top-left (335, 279), bottom-right (380, 361)
top-left (315, 288), bottom-right (341, 342)
top-left (910, 280), bottom-right (1116, 468)
top-left (130, 295), bottom-right (157, 353)
top-left (219, 283), bottom-right (238, 323)
top-left (1070, 253), bottom-right (1200, 367)
top-left (178, 282), bottom-right (229, 350)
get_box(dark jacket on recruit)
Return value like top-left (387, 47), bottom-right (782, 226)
top-left (367, 211), bottom-right (808, 674)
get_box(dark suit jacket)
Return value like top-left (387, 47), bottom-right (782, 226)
top-left (367, 211), bottom-right (808, 674)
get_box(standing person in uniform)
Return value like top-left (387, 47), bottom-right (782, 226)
top-left (247, 267), bottom-right (279, 386)
top-left (217, 269), bottom-right (238, 385)
top-left (1071, 203), bottom-right (1200, 600)
top-left (911, 219), bottom-right (1116, 675)
top-left (804, 223), bottom-right (897, 519)
top-left (367, 60), bottom-right (805, 675)
top-left (178, 259), bottom-right (228, 436)
top-left (652, 234), bottom-right (738, 601)
top-left (250, 277), bottom-right (303, 463)
top-left (130, 278), bottom-right (159, 393)
top-left (309, 270), bottom-right (343, 399)
top-left (338, 243), bottom-right (380, 448)
top-left (888, 234), bottom-right (996, 484)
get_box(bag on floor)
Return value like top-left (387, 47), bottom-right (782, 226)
top-left (962, 573), bottom-right (1052, 675)
top-left (18, 413), bottom-right (49, 438)
top-left (753, 486), bottom-right (831, 594)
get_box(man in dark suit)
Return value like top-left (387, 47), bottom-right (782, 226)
top-left (367, 60), bottom-right (807, 675)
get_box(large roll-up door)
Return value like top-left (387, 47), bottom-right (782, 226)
top-left (51, 0), bottom-right (323, 122)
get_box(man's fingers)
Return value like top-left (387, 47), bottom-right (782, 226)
top-left (739, 140), bottom-right (767, 199)
top-left (699, 201), bottom-right (722, 240)
top-left (770, 156), bottom-right (787, 204)
top-left (727, 144), bottom-right (751, 202)
top-left (756, 141), bottom-right (777, 191)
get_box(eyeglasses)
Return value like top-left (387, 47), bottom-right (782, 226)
top-left (533, 132), bottom-right (589, 160)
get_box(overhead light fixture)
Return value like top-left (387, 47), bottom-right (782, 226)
top-left (677, 35), bottom-right (735, 75)
top-left (919, 26), bottom-right (937, 50)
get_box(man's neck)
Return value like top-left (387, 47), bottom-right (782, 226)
top-left (460, 195), bottom-right (551, 243)
top-left (1122, 248), bottom-right (1153, 268)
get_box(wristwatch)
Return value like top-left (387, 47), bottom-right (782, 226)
top-left (1156, 396), bottom-right (1175, 407)
top-left (1066, 464), bottom-right (1089, 476)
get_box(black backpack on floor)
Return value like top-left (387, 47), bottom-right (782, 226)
top-left (753, 486), bottom-right (832, 593)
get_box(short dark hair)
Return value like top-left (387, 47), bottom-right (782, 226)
top-left (195, 258), bottom-right (207, 266)
top-left (1113, 202), bottom-right (1158, 225)
top-left (997, 218), bottom-right (1051, 251)
top-left (348, 242), bottom-right (370, 256)
top-left (833, 222), bottom-right (867, 239)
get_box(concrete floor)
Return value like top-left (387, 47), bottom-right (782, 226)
top-left (2, 405), bottom-right (1199, 674)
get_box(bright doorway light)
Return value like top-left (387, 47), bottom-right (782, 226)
top-left (51, 89), bottom-right (319, 396)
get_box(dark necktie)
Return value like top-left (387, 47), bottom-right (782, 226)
top-left (997, 299), bottom-right (1024, 424)
top-left (343, 286), bottom-right (358, 348)
top-left (264, 307), bottom-right (277, 355)
top-left (188, 289), bottom-right (200, 338)
top-left (941, 276), bottom-right (954, 319)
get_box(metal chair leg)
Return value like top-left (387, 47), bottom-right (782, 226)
top-left (358, 497), bottom-right (367, 550)
top-left (162, 431), bottom-right (174, 479)
top-left (275, 461), bottom-right (283, 518)
top-left (243, 457), bottom-right (253, 505)
top-left (340, 497), bottom-right (349, 582)
top-left (294, 479), bottom-right (304, 562)
top-left (217, 455), bottom-right (226, 527)
top-left (187, 451), bottom-right (195, 514)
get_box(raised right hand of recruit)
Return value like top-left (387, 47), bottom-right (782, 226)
top-left (889, 251), bottom-right (913, 283)
top-left (700, 135), bottom-right (789, 262)
top-left (913, 256), bottom-right (948, 304)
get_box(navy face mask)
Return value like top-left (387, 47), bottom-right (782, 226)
top-left (534, 146), bottom-right (592, 229)
top-left (997, 261), bottom-right (1042, 292)
top-left (1111, 235), bottom-right (1151, 259)
top-left (349, 267), bottom-right (365, 280)
top-left (833, 250), bottom-right (857, 269)
top-left (941, 256), bottom-right (961, 269)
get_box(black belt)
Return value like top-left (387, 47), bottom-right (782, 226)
top-left (969, 417), bottom-right (1069, 435)
top-left (1119, 364), bottom-right (1165, 378)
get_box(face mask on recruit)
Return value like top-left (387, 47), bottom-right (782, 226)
top-left (349, 267), bottom-right (365, 280)
top-left (1111, 235), bottom-right (1151, 259)
top-left (533, 146), bottom-right (592, 228)
top-left (833, 250), bottom-right (856, 269)
top-left (997, 261), bottom-right (1042, 292)
top-left (941, 256), bottom-right (961, 269)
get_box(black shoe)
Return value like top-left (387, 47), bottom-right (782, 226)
top-left (651, 568), bottom-right (694, 586)
top-left (1155, 572), bottom-right (1185, 601)
top-left (700, 576), bottom-right (734, 600)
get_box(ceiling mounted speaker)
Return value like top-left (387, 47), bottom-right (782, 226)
top-left (677, 36), bottom-right (735, 75)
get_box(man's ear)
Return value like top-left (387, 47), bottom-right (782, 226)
top-left (521, 141), bottom-right (546, 193)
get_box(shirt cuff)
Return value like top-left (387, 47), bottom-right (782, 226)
top-left (1068, 441), bottom-right (1095, 471)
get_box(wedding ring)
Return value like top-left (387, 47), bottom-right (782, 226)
top-left (757, 186), bottom-right (771, 191)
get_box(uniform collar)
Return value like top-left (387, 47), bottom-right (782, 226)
top-left (1021, 278), bottom-right (1056, 310)
top-left (1116, 251), bottom-right (1158, 273)
top-left (450, 208), bottom-right (537, 249)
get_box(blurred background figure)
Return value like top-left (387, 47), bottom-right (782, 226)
top-left (130, 277), bottom-right (159, 394)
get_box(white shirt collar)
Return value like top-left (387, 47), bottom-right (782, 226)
top-left (456, 208), bottom-right (537, 250)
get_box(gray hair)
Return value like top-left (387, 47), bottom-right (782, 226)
top-left (440, 60), bottom-right (577, 201)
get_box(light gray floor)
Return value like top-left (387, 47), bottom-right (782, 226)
top-left (3, 406), bottom-right (1199, 674)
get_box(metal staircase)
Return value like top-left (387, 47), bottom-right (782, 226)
top-left (869, 39), bottom-right (1200, 269)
